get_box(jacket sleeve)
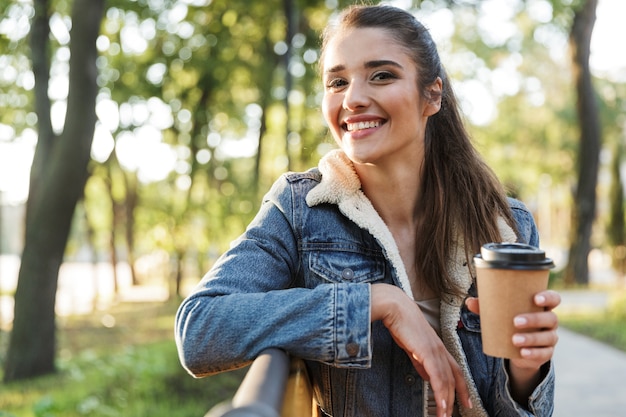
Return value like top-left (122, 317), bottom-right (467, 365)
top-left (175, 175), bottom-right (372, 377)
top-left (508, 197), bottom-right (539, 247)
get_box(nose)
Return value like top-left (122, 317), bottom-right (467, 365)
top-left (343, 80), bottom-right (370, 111)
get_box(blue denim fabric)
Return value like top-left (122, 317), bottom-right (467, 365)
top-left (175, 169), bottom-right (555, 417)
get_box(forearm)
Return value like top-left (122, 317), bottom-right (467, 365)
top-left (507, 361), bottom-right (543, 407)
top-left (175, 283), bottom-right (372, 376)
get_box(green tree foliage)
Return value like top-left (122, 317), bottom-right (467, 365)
top-left (443, 0), bottom-right (607, 286)
top-left (458, 2), bottom-right (579, 196)
top-left (2, 0), bottom-right (625, 381)
top-left (84, 0), bottom-right (333, 297)
top-left (0, 1), bottom-right (36, 143)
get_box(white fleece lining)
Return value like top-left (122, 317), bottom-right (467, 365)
top-left (306, 149), bottom-right (519, 417)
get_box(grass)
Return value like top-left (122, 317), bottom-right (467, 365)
top-left (0, 300), bottom-right (246, 417)
top-left (2, 287), bottom-right (625, 417)
top-left (559, 290), bottom-right (626, 352)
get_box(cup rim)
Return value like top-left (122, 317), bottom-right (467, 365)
top-left (473, 242), bottom-right (555, 270)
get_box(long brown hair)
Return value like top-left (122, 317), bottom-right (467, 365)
top-left (321, 5), bottom-right (518, 296)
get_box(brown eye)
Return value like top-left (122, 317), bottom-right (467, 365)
top-left (327, 78), bottom-right (348, 90)
top-left (372, 71), bottom-right (396, 82)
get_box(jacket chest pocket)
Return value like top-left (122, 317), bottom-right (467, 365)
top-left (308, 251), bottom-right (386, 285)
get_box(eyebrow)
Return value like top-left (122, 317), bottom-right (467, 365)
top-left (324, 59), bottom-right (404, 74)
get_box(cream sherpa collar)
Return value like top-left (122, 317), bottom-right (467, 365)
top-left (306, 149), bottom-right (518, 417)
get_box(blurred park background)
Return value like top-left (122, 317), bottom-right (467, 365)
top-left (1, 0), bottom-right (626, 415)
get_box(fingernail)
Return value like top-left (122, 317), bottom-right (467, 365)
top-left (514, 316), bottom-right (527, 326)
top-left (521, 348), bottom-right (532, 357)
top-left (469, 399), bottom-right (473, 409)
top-left (512, 334), bottom-right (525, 345)
top-left (535, 294), bottom-right (546, 304)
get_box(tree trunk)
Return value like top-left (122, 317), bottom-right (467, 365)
top-left (282, 0), bottom-right (296, 172)
top-left (4, 0), bottom-right (105, 382)
top-left (608, 142), bottom-right (626, 276)
top-left (26, 0), bottom-right (53, 218)
top-left (82, 201), bottom-right (101, 311)
top-left (563, 0), bottom-right (600, 287)
top-left (123, 172), bottom-right (139, 285)
top-left (253, 34), bottom-right (280, 193)
top-left (106, 162), bottom-right (121, 296)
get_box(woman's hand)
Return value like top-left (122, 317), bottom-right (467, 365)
top-left (372, 283), bottom-right (472, 417)
top-left (465, 290), bottom-right (561, 405)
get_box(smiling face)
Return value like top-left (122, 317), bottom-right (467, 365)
top-left (321, 27), bottom-right (441, 169)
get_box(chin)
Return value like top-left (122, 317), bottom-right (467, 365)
top-left (342, 148), bottom-right (376, 166)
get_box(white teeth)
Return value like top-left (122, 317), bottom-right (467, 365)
top-left (346, 120), bottom-right (381, 132)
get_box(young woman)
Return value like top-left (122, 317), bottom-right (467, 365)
top-left (175, 5), bottom-right (560, 417)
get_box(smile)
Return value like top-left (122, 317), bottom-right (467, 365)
top-left (345, 120), bottom-right (383, 132)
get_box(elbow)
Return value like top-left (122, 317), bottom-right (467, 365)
top-left (175, 301), bottom-right (211, 377)
top-left (175, 296), bottom-right (248, 376)
top-left (175, 325), bottom-right (217, 378)
top-left (176, 334), bottom-right (238, 378)
top-left (177, 344), bottom-right (210, 378)
top-left (175, 300), bottom-right (230, 377)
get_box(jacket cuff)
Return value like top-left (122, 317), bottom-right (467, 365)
top-left (330, 283), bottom-right (372, 368)
top-left (528, 361), bottom-right (555, 415)
top-left (496, 359), bottom-right (555, 416)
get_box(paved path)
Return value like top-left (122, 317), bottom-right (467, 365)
top-left (556, 290), bottom-right (613, 314)
top-left (553, 327), bottom-right (626, 416)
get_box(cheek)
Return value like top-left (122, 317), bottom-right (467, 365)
top-left (322, 94), bottom-right (340, 127)
top-left (321, 98), bottom-right (330, 123)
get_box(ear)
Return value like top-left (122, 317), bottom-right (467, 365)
top-left (423, 77), bottom-right (443, 117)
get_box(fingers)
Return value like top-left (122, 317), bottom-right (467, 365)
top-left (451, 356), bottom-right (473, 410)
top-left (512, 324), bottom-right (559, 346)
top-left (514, 309), bottom-right (558, 331)
top-left (417, 350), bottom-right (473, 417)
top-left (512, 328), bottom-right (559, 360)
top-left (464, 296), bottom-right (480, 314)
top-left (409, 344), bottom-right (470, 416)
top-left (513, 290), bottom-right (560, 335)
top-left (467, 290), bottom-right (561, 317)
top-left (534, 289), bottom-right (561, 311)
top-left (518, 345), bottom-right (556, 362)
top-left (425, 359), bottom-right (454, 417)
top-left (511, 291), bottom-right (560, 368)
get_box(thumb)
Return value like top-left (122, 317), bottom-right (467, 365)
top-left (465, 297), bottom-right (480, 315)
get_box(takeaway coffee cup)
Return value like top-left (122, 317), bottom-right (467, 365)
top-left (473, 242), bottom-right (554, 359)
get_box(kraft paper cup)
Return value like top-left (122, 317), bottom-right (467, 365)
top-left (473, 243), bottom-right (554, 359)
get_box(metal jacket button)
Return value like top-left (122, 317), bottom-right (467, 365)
top-left (346, 342), bottom-right (359, 357)
top-left (404, 374), bottom-right (416, 385)
top-left (341, 268), bottom-right (354, 280)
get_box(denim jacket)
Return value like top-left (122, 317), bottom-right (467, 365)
top-left (175, 149), bottom-right (555, 417)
